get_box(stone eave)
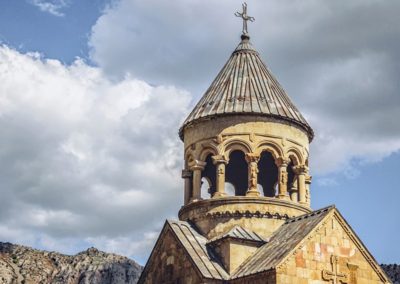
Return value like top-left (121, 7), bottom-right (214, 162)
top-left (207, 235), bottom-right (266, 247)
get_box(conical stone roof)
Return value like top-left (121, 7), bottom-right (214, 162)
top-left (179, 35), bottom-right (314, 141)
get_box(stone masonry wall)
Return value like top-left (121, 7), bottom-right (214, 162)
top-left (276, 214), bottom-right (387, 284)
top-left (141, 230), bottom-right (207, 284)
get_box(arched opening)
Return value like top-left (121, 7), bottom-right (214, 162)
top-left (257, 184), bottom-right (263, 194)
top-left (200, 177), bottom-right (212, 199)
top-left (201, 154), bottom-right (216, 198)
top-left (224, 182), bottom-right (236, 196)
top-left (287, 158), bottom-right (296, 201)
top-left (226, 150), bottom-right (248, 196)
top-left (258, 151), bottom-right (278, 197)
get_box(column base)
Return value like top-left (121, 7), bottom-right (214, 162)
top-left (212, 192), bottom-right (227, 198)
top-left (278, 194), bottom-right (290, 201)
top-left (189, 197), bottom-right (203, 203)
top-left (246, 190), bottom-right (260, 197)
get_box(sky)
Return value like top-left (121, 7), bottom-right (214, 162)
top-left (0, 0), bottom-right (399, 265)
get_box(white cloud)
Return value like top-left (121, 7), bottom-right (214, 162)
top-left (29, 0), bottom-right (69, 17)
top-left (89, 0), bottom-right (400, 177)
top-left (0, 44), bottom-right (191, 259)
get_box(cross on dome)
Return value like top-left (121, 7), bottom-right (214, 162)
top-left (235, 2), bottom-right (255, 36)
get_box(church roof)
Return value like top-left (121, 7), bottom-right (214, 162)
top-left (207, 225), bottom-right (266, 244)
top-left (140, 206), bottom-right (390, 282)
top-left (167, 220), bottom-right (229, 280)
top-left (179, 35), bottom-right (314, 141)
top-left (232, 205), bottom-right (334, 278)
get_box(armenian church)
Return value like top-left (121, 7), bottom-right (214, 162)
top-left (138, 4), bottom-right (390, 284)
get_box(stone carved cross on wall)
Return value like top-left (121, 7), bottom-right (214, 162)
top-left (322, 255), bottom-right (349, 284)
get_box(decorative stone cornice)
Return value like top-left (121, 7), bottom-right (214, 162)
top-left (178, 196), bottom-right (312, 220)
top-left (196, 210), bottom-right (293, 221)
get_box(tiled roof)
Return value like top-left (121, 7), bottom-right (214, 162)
top-left (142, 206), bottom-right (390, 282)
top-left (167, 220), bottom-right (229, 280)
top-left (208, 225), bottom-right (266, 244)
top-left (179, 35), bottom-right (314, 141)
top-left (232, 206), bottom-right (334, 278)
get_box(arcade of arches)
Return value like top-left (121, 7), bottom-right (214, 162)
top-left (182, 146), bottom-right (311, 208)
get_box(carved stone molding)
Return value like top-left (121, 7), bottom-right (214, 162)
top-left (190, 210), bottom-right (293, 221)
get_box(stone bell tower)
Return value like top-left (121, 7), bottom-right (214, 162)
top-left (178, 16), bottom-right (314, 245)
top-left (138, 4), bottom-right (391, 283)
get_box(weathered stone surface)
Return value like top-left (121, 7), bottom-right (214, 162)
top-left (0, 242), bottom-right (142, 284)
top-left (273, 208), bottom-right (389, 284)
top-left (381, 264), bottom-right (400, 284)
top-left (179, 196), bottom-right (311, 240)
top-left (139, 207), bottom-right (392, 283)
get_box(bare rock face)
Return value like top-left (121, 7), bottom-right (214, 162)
top-left (381, 264), bottom-right (400, 284)
top-left (0, 242), bottom-right (142, 284)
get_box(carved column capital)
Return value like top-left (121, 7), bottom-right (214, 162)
top-left (181, 169), bottom-right (193, 179)
top-left (275, 157), bottom-right (290, 167)
top-left (211, 155), bottom-right (228, 165)
top-left (245, 153), bottom-right (260, 163)
top-left (293, 165), bottom-right (309, 175)
top-left (188, 160), bottom-right (207, 171)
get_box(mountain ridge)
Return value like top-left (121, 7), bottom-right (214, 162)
top-left (0, 242), bottom-right (142, 284)
top-left (0, 241), bottom-right (398, 283)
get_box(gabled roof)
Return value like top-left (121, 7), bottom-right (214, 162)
top-left (140, 206), bottom-right (390, 283)
top-left (167, 220), bottom-right (229, 280)
top-left (208, 225), bottom-right (266, 244)
top-left (179, 35), bottom-right (314, 141)
top-left (232, 205), bottom-right (334, 278)
top-left (138, 220), bottom-right (229, 283)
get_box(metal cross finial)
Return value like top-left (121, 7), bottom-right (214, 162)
top-left (235, 3), bottom-right (255, 35)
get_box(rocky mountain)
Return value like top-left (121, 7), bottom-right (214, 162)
top-left (1, 241), bottom-right (398, 284)
top-left (381, 264), bottom-right (400, 284)
top-left (0, 242), bottom-right (142, 284)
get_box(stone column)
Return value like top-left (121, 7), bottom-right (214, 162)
top-left (290, 176), bottom-right (298, 202)
top-left (245, 153), bottom-right (260, 197)
top-left (181, 169), bottom-right (192, 205)
top-left (294, 165), bottom-right (308, 205)
top-left (305, 174), bottom-right (312, 206)
top-left (275, 157), bottom-right (290, 200)
top-left (212, 155), bottom-right (228, 198)
top-left (189, 160), bottom-right (206, 202)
